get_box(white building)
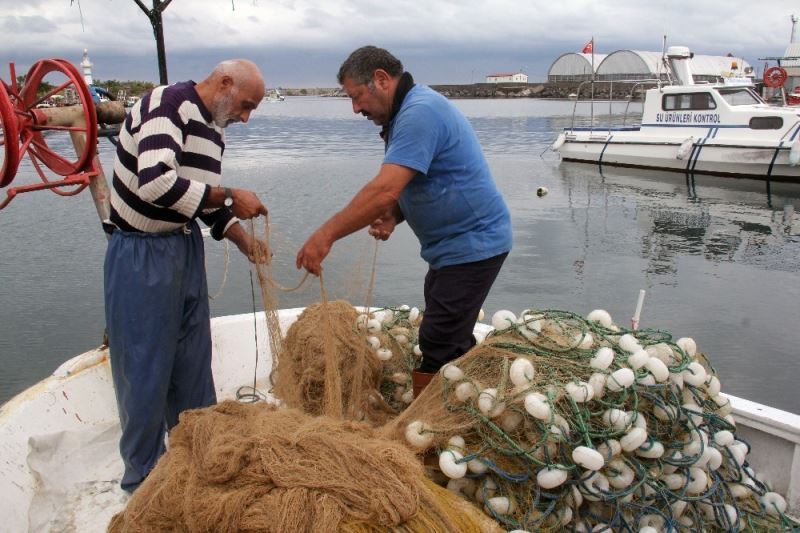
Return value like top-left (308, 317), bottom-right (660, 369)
top-left (547, 49), bottom-right (752, 83)
top-left (485, 72), bottom-right (528, 83)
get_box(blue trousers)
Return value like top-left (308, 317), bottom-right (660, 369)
top-left (104, 221), bottom-right (216, 492)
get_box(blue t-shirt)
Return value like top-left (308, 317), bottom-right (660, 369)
top-left (384, 85), bottom-right (512, 269)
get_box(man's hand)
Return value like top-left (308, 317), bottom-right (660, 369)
top-left (231, 189), bottom-right (268, 220)
top-left (368, 211), bottom-right (398, 241)
top-left (238, 237), bottom-right (271, 264)
top-left (296, 229), bottom-right (333, 276)
top-left (225, 222), bottom-right (271, 264)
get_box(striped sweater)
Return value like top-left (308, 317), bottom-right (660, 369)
top-left (109, 81), bottom-right (236, 239)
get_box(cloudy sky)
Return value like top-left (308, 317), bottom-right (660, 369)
top-left (1, 0), bottom-right (797, 87)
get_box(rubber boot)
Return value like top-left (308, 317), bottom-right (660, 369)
top-left (411, 370), bottom-right (435, 398)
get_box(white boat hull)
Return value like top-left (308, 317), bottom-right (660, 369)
top-left (556, 76), bottom-right (800, 181)
top-left (559, 131), bottom-right (800, 181)
top-left (1, 309), bottom-right (799, 530)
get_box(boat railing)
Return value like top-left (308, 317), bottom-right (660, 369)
top-left (567, 79), bottom-right (664, 135)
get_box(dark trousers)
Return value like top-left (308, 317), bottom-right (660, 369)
top-left (104, 221), bottom-right (217, 492)
top-left (417, 252), bottom-right (508, 373)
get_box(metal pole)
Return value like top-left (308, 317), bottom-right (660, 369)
top-left (153, 0), bottom-right (169, 84)
top-left (36, 102), bottom-right (126, 231)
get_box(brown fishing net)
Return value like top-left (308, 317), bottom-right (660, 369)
top-left (110, 221), bottom-right (797, 531)
top-left (272, 300), bottom-right (391, 423)
top-left (108, 400), bottom-right (499, 532)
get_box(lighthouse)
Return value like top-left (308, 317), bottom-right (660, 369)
top-left (81, 49), bottom-right (93, 86)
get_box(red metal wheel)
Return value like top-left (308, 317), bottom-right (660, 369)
top-left (0, 80), bottom-right (20, 188)
top-left (763, 66), bottom-right (788, 89)
top-left (16, 58), bottom-right (97, 177)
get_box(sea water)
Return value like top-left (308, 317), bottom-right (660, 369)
top-left (1, 96), bottom-right (799, 413)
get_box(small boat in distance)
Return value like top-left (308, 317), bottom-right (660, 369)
top-left (553, 46), bottom-right (800, 182)
top-left (265, 88), bottom-right (285, 102)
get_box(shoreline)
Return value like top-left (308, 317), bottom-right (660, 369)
top-left (279, 82), bottom-right (648, 99)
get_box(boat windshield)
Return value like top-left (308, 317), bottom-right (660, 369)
top-left (716, 88), bottom-right (764, 106)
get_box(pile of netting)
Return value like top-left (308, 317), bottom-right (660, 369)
top-left (273, 301), bottom-right (380, 421)
top-left (108, 400), bottom-right (500, 532)
top-left (377, 308), bottom-right (798, 532)
top-left (110, 286), bottom-right (798, 532)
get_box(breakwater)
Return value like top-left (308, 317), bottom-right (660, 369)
top-left (281, 82), bottom-right (647, 100)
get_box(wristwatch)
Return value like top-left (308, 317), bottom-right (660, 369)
top-left (223, 187), bottom-right (233, 208)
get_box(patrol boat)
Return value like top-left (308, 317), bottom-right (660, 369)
top-left (553, 46), bottom-right (800, 182)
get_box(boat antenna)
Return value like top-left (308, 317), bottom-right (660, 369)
top-left (660, 34), bottom-right (668, 89)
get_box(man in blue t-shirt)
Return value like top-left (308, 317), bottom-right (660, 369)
top-left (297, 46), bottom-right (512, 396)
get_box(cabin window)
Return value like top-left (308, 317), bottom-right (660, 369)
top-left (749, 117), bottom-right (783, 130)
top-left (662, 93), bottom-right (716, 111)
top-left (718, 88), bottom-right (762, 106)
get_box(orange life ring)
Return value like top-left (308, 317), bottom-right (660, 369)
top-left (764, 66), bottom-right (788, 88)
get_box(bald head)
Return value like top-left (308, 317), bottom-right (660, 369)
top-left (197, 59), bottom-right (266, 128)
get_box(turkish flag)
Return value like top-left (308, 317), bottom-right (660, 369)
top-left (582, 40), bottom-right (593, 54)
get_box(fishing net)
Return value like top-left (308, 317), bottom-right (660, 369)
top-left (111, 219), bottom-right (797, 531)
top-left (108, 400), bottom-right (500, 532)
top-left (377, 308), bottom-right (799, 532)
top-left (273, 300), bottom-right (388, 423)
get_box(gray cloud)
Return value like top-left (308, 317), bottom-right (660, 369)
top-left (1, 15), bottom-right (58, 33)
top-left (0, 0), bottom-right (796, 85)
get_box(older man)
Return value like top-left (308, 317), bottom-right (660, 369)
top-left (104, 59), bottom-right (268, 492)
top-left (296, 46), bottom-right (512, 396)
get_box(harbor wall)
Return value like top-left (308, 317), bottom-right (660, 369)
top-left (281, 82), bottom-right (651, 100)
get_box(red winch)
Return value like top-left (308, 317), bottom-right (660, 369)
top-left (0, 59), bottom-right (100, 209)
